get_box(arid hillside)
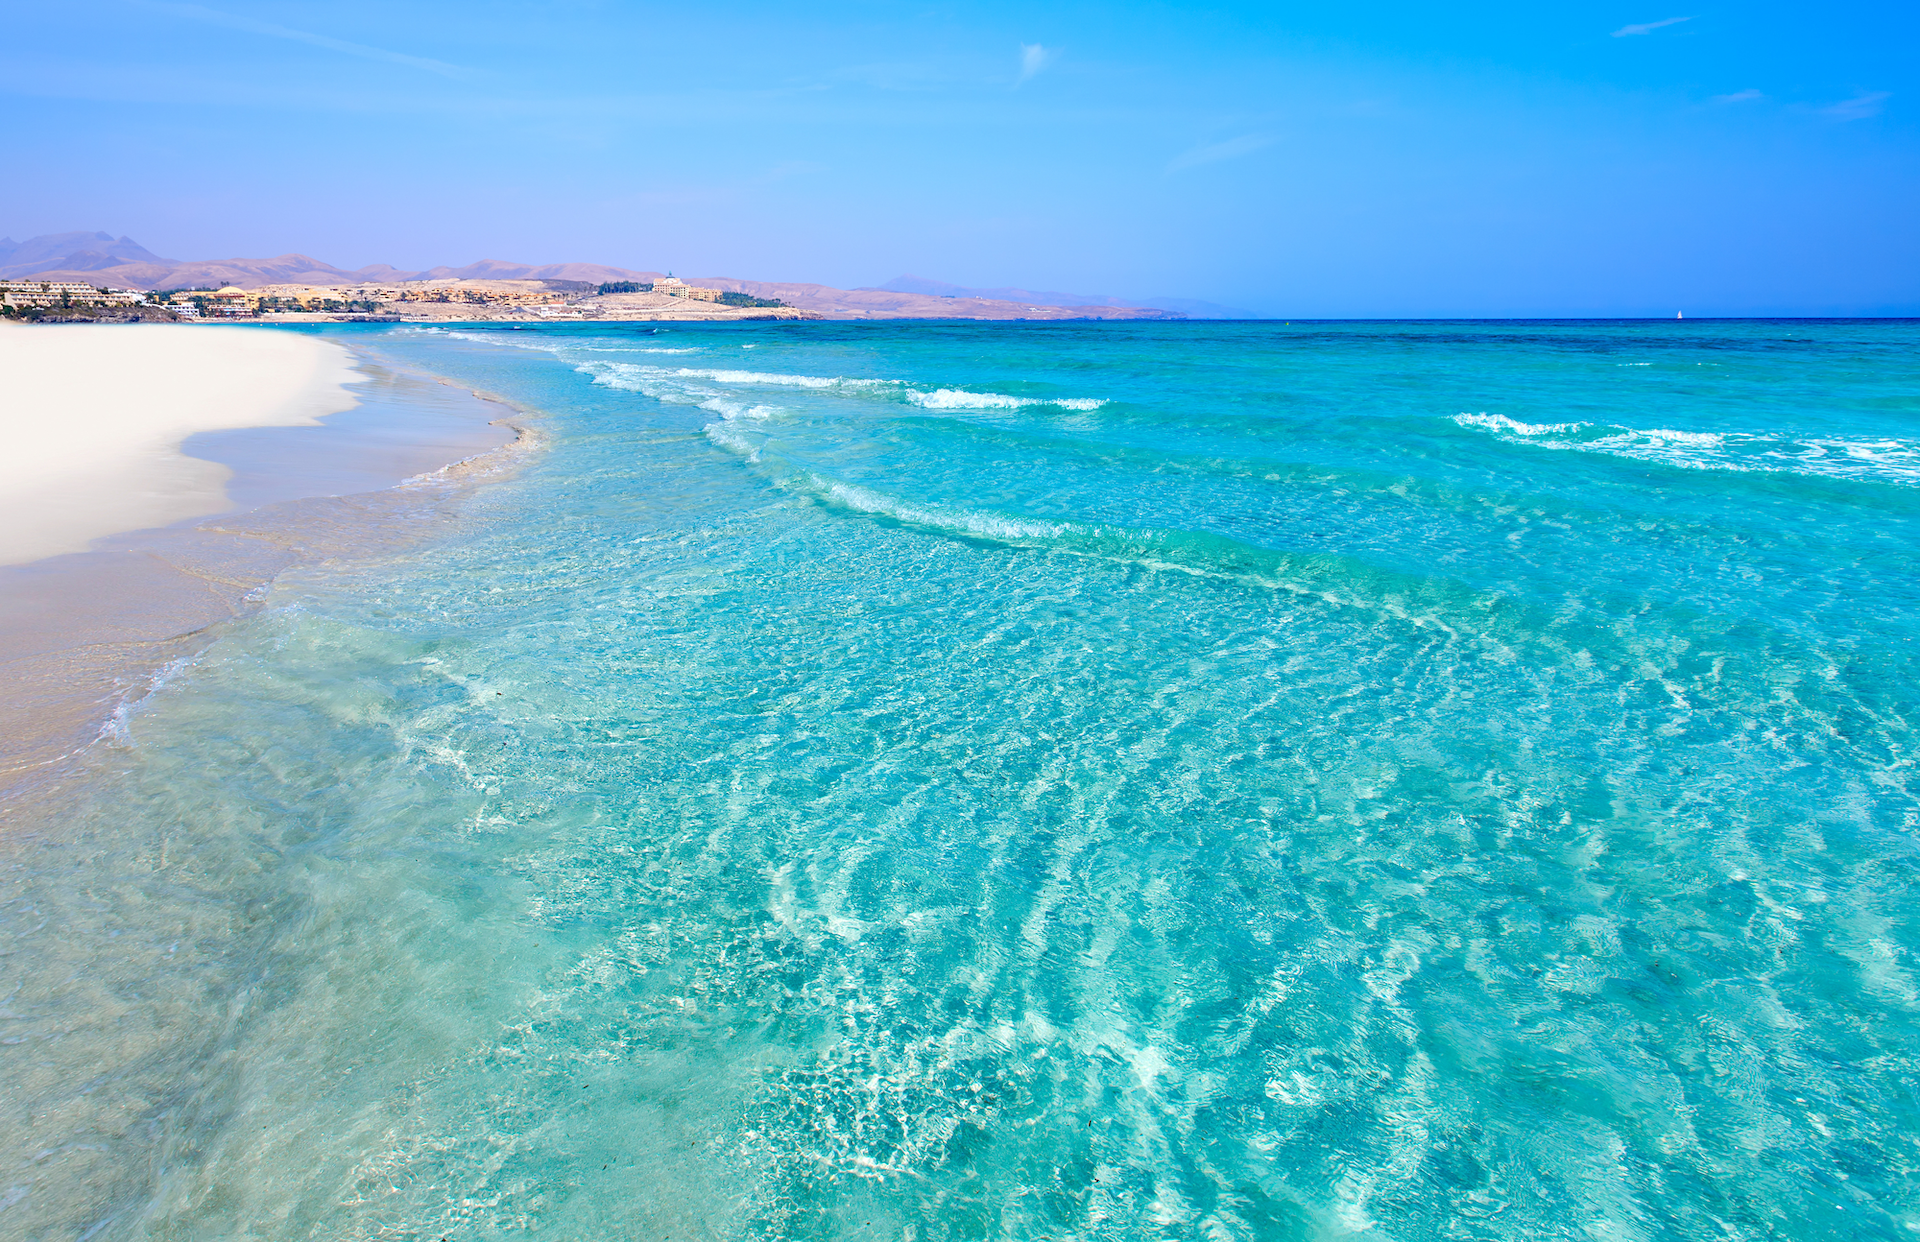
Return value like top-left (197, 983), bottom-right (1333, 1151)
top-left (2, 232), bottom-right (1186, 320)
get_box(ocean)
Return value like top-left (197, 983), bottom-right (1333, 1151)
top-left (5, 318), bottom-right (1918, 1240)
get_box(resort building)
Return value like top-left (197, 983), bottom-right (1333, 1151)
top-left (253, 286), bottom-right (384, 312)
top-left (192, 287), bottom-right (257, 316)
top-left (0, 280), bottom-right (145, 308)
top-left (654, 276), bottom-right (722, 302)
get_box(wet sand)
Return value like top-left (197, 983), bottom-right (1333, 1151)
top-left (0, 332), bottom-right (528, 789)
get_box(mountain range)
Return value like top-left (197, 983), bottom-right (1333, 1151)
top-left (0, 232), bottom-right (648, 290)
top-left (0, 231), bottom-right (1261, 319)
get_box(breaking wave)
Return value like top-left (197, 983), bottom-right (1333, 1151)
top-left (397, 334), bottom-right (1110, 415)
top-left (698, 397), bottom-right (777, 421)
top-left (669, 368), bottom-right (891, 389)
top-left (1454, 412), bottom-right (1591, 438)
top-left (1453, 412), bottom-right (1920, 486)
top-left (906, 389), bottom-right (1107, 411)
top-left (584, 362), bottom-right (892, 393)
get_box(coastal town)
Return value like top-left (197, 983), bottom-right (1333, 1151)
top-left (0, 234), bottom-right (1194, 322)
top-left (0, 275), bottom-right (810, 324)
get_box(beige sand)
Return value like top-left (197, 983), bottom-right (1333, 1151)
top-left (0, 324), bottom-right (360, 566)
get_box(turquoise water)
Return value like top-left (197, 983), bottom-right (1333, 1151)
top-left (6, 319), bottom-right (1919, 1240)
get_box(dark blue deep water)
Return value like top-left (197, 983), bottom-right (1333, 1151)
top-left (7, 319), bottom-right (1920, 1240)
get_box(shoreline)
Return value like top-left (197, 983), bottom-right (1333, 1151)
top-left (0, 329), bottom-right (539, 793)
top-left (0, 325), bottom-right (364, 566)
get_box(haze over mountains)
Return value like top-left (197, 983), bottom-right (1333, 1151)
top-left (869, 276), bottom-right (1262, 320)
top-left (0, 231), bottom-right (171, 276)
top-left (0, 231), bottom-right (1256, 319)
top-left (0, 231), bottom-right (644, 290)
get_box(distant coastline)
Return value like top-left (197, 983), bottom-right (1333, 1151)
top-left (0, 230), bottom-right (1195, 324)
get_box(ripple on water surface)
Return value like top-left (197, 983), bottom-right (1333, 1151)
top-left (4, 319), bottom-right (1918, 1241)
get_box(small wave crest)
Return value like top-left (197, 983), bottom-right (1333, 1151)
top-left (698, 397), bottom-right (777, 421)
top-left (704, 422), bottom-right (764, 462)
top-left (700, 420), bottom-right (1468, 636)
top-left (905, 389), bottom-right (1107, 411)
top-left (1453, 412), bottom-right (1587, 437)
top-left (813, 479), bottom-right (1072, 541)
top-left (414, 331), bottom-right (702, 363)
top-left (586, 361), bottom-right (891, 394)
top-left (1452, 412), bottom-right (1920, 486)
top-left (401, 340), bottom-right (1111, 417)
top-left (685, 368), bottom-right (891, 389)
top-left (433, 328), bottom-right (570, 353)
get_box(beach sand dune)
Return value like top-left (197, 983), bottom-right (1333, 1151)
top-left (0, 324), bottom-right (359, 566)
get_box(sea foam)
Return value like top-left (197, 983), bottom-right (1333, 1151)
top-left (13, 318), bottom-right (1917, 1241)
top-left (906, 389), bottom-right (1107, 411)
top-left (1452, 411), bottom-right (1920, 486)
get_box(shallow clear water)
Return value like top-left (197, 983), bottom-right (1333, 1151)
top-left (183, 353), bottom-right (516, 511)
top-left (5, 319), bottom-right (1919, 1240)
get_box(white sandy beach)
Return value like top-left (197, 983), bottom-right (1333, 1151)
top-left (0, 324), bottom-right (360, 566)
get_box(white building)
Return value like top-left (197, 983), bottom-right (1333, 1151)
top-left (0, 280), bottom-right (145, 308)
top-left (655, 276), bottom-right (722, 302)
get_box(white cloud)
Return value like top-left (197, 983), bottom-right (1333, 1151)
top-left (1018, 43), bottom-right (1054, 84)
top-left (1710, 89), bottom-right (1763, 104)
top-left (1822, 91), bottom-right (1890, 121)
top-left (139, 1), bottom-right (469, 77)
top-left (1167, 133), bottom-right (1275, 173)
top-left (1611, 16), bottom-right (1691, 37)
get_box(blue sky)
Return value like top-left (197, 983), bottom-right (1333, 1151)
top-left (2, 1), bottom-right (1913, 315)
